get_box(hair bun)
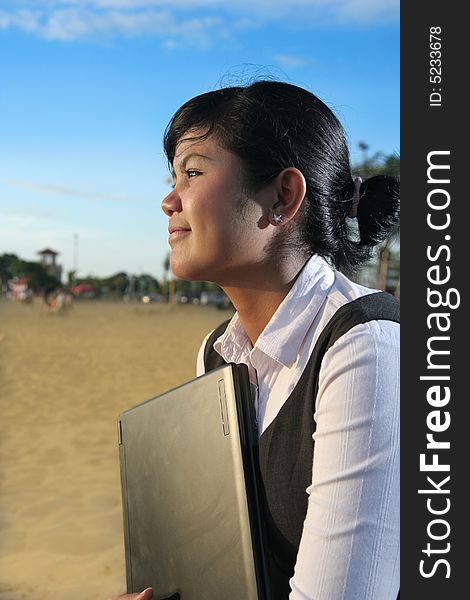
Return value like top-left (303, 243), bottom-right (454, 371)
top-left (357, 174), bottom-right (400, 247)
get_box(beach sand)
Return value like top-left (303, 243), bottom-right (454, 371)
top-left (0, 298), bottom-right (234, 600)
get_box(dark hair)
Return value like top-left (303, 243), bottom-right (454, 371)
top-left (163, 80), bottom-right (399, 273)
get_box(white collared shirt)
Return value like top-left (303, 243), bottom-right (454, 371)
top-left (196, 254), bottom-right (400, 600)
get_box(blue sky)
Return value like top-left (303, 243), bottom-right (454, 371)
top-left (0, 0), bottom-right (399, 281)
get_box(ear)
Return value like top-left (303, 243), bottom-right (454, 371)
top-left (270, 168), bottom-right (307, 225)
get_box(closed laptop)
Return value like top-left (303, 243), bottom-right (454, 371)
top-left (118, 363), bottom-right (269, 600)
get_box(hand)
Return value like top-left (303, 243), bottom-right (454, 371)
top-left (112, 587), bottom-right (153, 600)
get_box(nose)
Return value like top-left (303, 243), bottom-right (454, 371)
top-left (161, 188), bottom-right (182, 216)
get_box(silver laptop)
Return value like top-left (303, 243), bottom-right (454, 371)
top-left (118, 363), bottom-right (269, 600)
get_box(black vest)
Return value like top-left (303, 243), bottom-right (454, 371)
top-left (204, 291), bottom-right (400, 599)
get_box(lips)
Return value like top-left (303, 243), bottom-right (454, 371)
top-left (168, 226), bottom-right (191, 242)
top-left (168, 226), bottom-right (191, 234)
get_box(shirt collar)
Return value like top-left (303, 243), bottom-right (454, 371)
top-left (213, 254), bottom-right (335, 368)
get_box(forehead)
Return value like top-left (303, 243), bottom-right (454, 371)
top-left (174, 129), bottom-right (221, 161)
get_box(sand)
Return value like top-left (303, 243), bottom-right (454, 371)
top-left (0, 298), bottom-right (234, 600)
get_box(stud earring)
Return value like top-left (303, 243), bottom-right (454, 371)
top-left (271, 213), bottom-right (284, 225)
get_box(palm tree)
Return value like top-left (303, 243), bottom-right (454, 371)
top-left (358, 141), bottom-right (370, 165)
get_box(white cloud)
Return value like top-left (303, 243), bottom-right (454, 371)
top-left (0, 179), bottom-right (152, 203)
top-left (0, 7), bottom-right (224, 44)
top-left (0, 204), bottom-right (64, 223)
top-left (273, 54), bottom-right (311, 69)
top-left (0, 212), bottom-right (102, 251)
top-left (0, 8), bottom-right (40, 32)
top-left (0, 1), bottom-right (399, 42)
top-left (162, 38), bottom-right (178, 49)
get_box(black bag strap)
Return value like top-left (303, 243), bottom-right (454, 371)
top-left (203, 318), bottom-right (232, 371)
top-left (308, 291), bottom-right (399, 397)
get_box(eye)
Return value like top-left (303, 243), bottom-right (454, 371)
top-left (186, 169), bottom-right (201, 179)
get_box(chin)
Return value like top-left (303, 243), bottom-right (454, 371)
top-left (170, 256), bottom-right (208, 282)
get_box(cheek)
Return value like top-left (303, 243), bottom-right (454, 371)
top-left (192, 189), bottom-right (244, 239)
top-left (186, 177), bottom-right (264, 255)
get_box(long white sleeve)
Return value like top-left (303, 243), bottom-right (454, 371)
top-left (289, 320), bottom-right (400, 599)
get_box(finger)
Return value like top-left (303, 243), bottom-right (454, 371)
top-left (115, 588), bottom-right (153, 600)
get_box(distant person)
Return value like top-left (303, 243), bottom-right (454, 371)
top-left (42, 285), bottom-right (57, 311)
top-left (42, 285), bottom-right (71, 313)
top-left (113, 80), bottom-right (400, 600)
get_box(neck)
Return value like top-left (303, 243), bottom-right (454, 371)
top-left (220, 254), bottom-right (309, 345)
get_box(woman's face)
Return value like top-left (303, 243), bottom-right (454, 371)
top-left (161, 131), bottom-right (273, 285)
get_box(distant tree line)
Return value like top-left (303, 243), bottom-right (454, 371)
top-left (0, 251), bottom-right (225, 301)
top-left (68, 270), bottom-right (139, 298)
top-left (353, 149), bottom-right (400, 180)
top-left (67, 271), bottom-right (222, 299)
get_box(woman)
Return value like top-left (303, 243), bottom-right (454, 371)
top-left (115, 80), bottom-right (400, 600)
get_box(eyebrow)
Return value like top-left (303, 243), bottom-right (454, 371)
top-left (172, 152), bottom-right (214, 174)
